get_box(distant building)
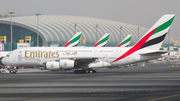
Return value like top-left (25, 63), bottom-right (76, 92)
top-left (0, 15), bottom-right (174, 50)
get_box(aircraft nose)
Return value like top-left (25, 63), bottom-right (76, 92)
top-left (1, 57), bottom-right (7, 65)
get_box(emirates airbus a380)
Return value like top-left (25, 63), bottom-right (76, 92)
top-left (2, 14), bottom-right (175, 73)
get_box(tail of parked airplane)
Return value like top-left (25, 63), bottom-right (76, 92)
top-left (112, 14), bottom-right (175, 63)
top-left (64, 32), bottom-right (82, 47)
top-left (93, 33), bottom-right (110, 47)
top-left (135, 14), bottom-right (175, 50)
top-left (117, 35), bottom-right (132, 47)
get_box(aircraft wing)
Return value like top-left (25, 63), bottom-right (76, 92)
top-left (74, 57), bottom-right (97, 68)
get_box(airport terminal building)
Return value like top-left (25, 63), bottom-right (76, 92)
top-left (0, 15), bottom-right (173, 51)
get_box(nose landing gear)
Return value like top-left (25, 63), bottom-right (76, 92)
top-left (9, 69), bottom-right (17, 74)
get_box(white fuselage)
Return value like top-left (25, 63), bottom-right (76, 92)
top-left (2, 47), bottom-right (160, 68)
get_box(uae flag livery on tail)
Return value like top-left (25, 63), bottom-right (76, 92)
top-left (64, 32), bottom-right (82, 47)
top-left (93, 33), bottom-right (110, 47)
top-left (112, 14), bottom-right (175, 63)
top-left (117, 35), bottom-right (132, 47)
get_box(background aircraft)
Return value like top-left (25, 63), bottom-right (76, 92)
top-left (117, 35), bottom-right (132, 47)
top-left (64, 32), bottom-right (82, 47)
top-left (93, 33), bottom-right (110, 47)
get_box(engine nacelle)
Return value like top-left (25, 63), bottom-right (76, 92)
top-left (46, 61), bottom-right (60, 70)
top-left (46, 60), bottom-right (75, 70)
top-left (60, 59), bottom-right (74, 69)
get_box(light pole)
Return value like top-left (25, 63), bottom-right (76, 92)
top-left (9, 11), bottom-right (14, 51)
top-left (96, 24), bottom-right (98, 43)
top-left (168, 29), bottom-right (170, 52)
top-left (35, 13), bottom-right (41, 47)
top-left (74, 23), bottom-right (77, 34)
top-left (120, 26), bottom-right (122, 43)
top-left (138, 27), bottom-right (140, 40)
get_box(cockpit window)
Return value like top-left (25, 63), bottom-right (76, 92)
top-left (6, 54), bottom-right (9, 57)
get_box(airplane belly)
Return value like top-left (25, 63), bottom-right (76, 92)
top-left (111, 54), bottom-right (141, 66)
top-left (88, 61), bottom-right (111, 68)
top-left (21, 60), bottom-right (39, 67)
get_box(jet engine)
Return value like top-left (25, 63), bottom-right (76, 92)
top-left (46, 59), bottom-right (75, 70)
top-left (46, 61), bottom-right (60, 70)
top-left (59, 59), bottom-right (74, 69)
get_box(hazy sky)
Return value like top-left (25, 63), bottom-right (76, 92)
top-left (0, 0), bottom-right (179, 40)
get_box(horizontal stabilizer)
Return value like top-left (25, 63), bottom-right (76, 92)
top-left (140, 51), bottom-right (167, 56)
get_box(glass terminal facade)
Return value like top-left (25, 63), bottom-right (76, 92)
top-left (0, 24), bottom-right (42, 50)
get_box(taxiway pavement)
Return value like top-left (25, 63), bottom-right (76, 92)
top-left (0, 60), bottom-right (180, 101)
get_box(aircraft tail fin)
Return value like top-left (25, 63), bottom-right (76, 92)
top-left (64, 32), bottom-right (82, 47)
top-left (117, 35), bottom-right (132, 47)
top-left (93, 33), bottom-right (110, 47)
top-left (112, 14), bottom-right (175, 63)
top-left (134, 14), bottom-right (175, 50)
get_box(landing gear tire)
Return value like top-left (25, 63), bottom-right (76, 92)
top-left (74, 70), bottom-right (96, 74)
top-left (10, 70), bottom-right (14, 74)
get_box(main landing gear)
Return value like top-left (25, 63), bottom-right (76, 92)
top-left (74, 69), bottom-right (96, 74)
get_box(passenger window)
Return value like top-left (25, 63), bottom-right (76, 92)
top-left (6, 55), bottom-right (9, 57)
